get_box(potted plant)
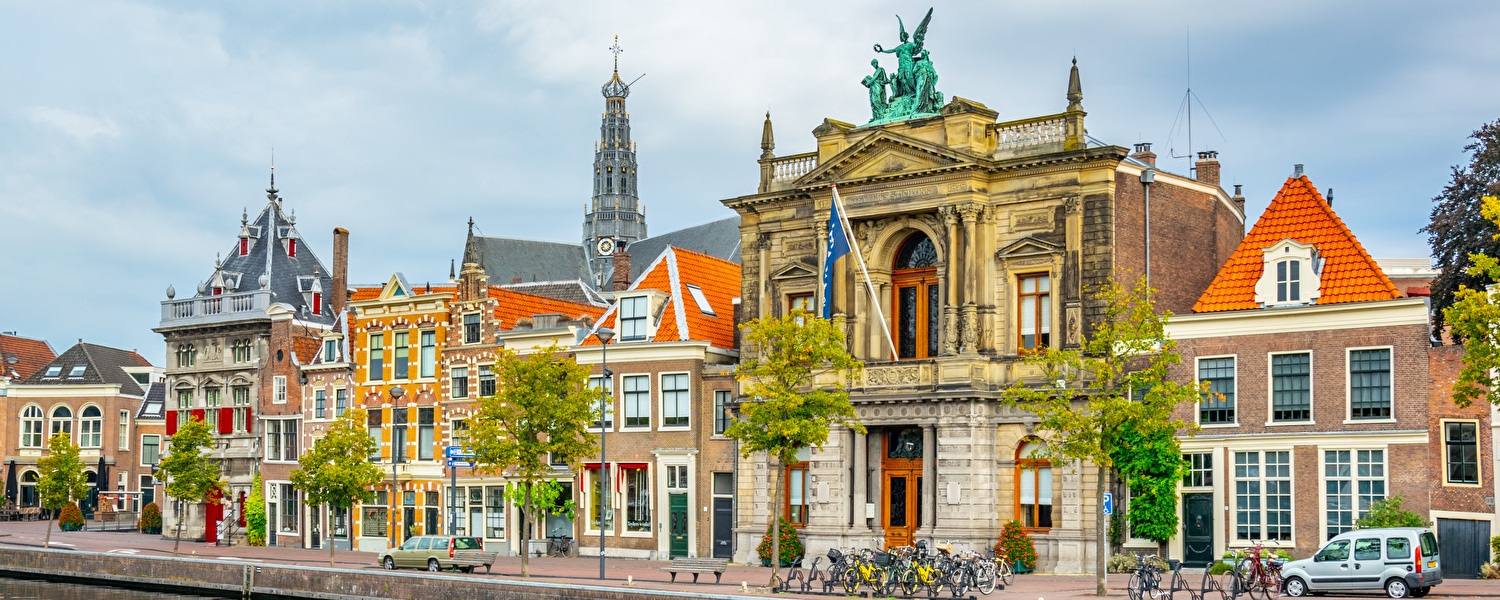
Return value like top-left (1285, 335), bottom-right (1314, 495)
top-left (58, 503), bottom-right (85, 532)
top-left (140, 502), bottom-right (162, 534)
top-left (996, 520), bottom-right (1038, 574)
top-left (757, 518), bottom-right (803, 568)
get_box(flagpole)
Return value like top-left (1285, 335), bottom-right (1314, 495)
top-left (831, 184), bottom-right (900, 361)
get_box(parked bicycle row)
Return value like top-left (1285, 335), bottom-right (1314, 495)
top-left (1126, 544), bottom-right (1286, 600)
top-left (779, 539), bottom-right (1016, 597)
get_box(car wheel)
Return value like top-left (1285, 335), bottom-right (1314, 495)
top-left (1283, 577), bottom-right (1308, 598)
top-left (383, 557), bottom-right (395, 570)
top-left (1385, 578), bottom-right (1409, 599)
top-left (428, 559), bottom-right (441, 572)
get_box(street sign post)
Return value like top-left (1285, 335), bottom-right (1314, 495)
top-left (445, 445), bottom-right (475, 536)
top-left (1103, 492), bottom-right (1114, 516)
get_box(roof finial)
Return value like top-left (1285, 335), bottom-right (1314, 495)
top-left (449, 258), bottom-right (456, 281)
top-left (1067, 56), bottom-right (1084, 112)
top-left (760, 111), bottom-right (775, 160)
top-left (267, 149), bottom-right (280, 202)
top-left (610, 35), bottom-right (623, 73)
top-left (467, 216), bottom-right (474, 236)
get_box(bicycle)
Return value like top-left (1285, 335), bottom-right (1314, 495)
top-left (1231, 545), bottom-right (1283, 600)
top-left (1128, 554), bottom-right (1167, 600)
top-left (842, 548), bottom-right (893, 595)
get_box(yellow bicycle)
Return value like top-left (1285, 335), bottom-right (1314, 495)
top-left (841, 548), bottom-right (892, 595)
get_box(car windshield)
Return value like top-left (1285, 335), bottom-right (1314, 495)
top-left (1419, 532), bottom-right (1438, 557)
top-left (454, 537), bottom-right (482, 550)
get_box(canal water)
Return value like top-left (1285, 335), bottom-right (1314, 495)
top-left (0, 577), bottom-right (222, 599)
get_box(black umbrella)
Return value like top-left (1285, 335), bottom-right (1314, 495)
top-left (4, 460), bottom-right (15, 505)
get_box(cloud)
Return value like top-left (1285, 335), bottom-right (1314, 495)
top-left (24, 106), bottom-right (120, 142)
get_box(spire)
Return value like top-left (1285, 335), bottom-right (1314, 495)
top-left (266, 152), bottom-right (280, 203)
top-left (449, 259), bottom-right (456, 281)
top-left (1066, 56), bottom-right (1084, 112)
top-left (602, 35), bottom-right (630, 99)
top-left (462, 217), bottom-right (480, 266)
top-left (760, 112), bottom-right (776, 159)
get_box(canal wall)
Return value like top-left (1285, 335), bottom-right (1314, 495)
top-left (0, 547), bottom-right (755, 600)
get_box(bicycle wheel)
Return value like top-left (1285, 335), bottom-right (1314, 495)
top-left (1130, 573), bottom-right (1146, 600)
top-left (842, 567), bottom-right (860, 595)
top-left (899, 565), bottom-right (920, 596)
top-left (999, 559), bottom-right (1014, 587)
top-left (951, 565), bottom-right (972, 598)
top-left (978, 562), bottom-right (997, 595)
top-left (872, 567), bottom-right (891, 596)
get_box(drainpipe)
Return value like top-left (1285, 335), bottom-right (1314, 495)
top-left (1140, 168), bottom-right (1156, 287)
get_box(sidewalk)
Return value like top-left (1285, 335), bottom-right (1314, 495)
top-left (1, 519), bottom-right (1496, 599)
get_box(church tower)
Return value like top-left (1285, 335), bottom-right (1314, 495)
top-left (583, 36), bottom-right (647, 276)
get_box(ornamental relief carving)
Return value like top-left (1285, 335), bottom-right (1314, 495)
top-left (864, 365), bottom-right (921, 386)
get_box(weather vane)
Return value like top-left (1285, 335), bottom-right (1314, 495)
top-left (609, 35), bottom-right (623, 71)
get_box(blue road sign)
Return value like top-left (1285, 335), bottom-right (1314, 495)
top-left (1103, 492), bottom-right (1114, 516)
top-left (445, 445), bottom-right (475, 459)
top-left (446, 459), bottom-right (474, 468)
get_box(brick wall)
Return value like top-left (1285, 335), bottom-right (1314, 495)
top-left (1425, 343), bottom-right (1495, 514)
top-left (1112, 172), bottom-right (1242, 315)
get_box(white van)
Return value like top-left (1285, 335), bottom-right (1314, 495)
top-left (1280, 528), bottom-right (1442, 598)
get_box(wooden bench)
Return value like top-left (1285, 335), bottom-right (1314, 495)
top-left (660, 557), bottom-right (730, 584)
top-left (18, 507), bottom-right (41, 521)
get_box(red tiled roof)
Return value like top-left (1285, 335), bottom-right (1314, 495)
top-left (0, 334), bottom-right (57, 380)
top-left (1193, 175), bottom-right (1400, 312)
top-left (348, 283), bottom-right (603, 330)
top-left (581, 247), bottom-right (741, 349)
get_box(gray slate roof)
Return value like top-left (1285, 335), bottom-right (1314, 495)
top-left (24, 342), bottom-right (151, 396)
top-left (464, 236), bottom-right (594, 285)
top-left (618, 216), bottom-right (741, 279)
top-left (137, 382), bottom-right (165, 420)
top-left (193, 195), bottom-right (336, 325)
top-left (497, 280), bottom-right (606, 306)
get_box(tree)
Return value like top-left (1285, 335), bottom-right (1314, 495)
top-left (159, 416), bottom-right (223, 556)
top-left (1356, 495), bottom-right (1428, 529)
top-left (36, 431), bottom-right (89, 549)
top-left (1000, 279), bottom-right (1200, 595)
top-left (468, 344), bottom-right (598, 577)
top-left (1423, 119), bottom-right (1500, 332)
top-left (1112, 417), bottom-right (1189, 553)
top-left (245, 473), bottom-right (266, 546)
top-left (292, 408), bottom-right (385, 567)
top-left (723, 309), bottom-right (864, 588)
top-left (1443, 195), bottom-right (1500, 408)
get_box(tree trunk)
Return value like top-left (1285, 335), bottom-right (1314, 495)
top-left (1096, 465), bottom-right (1109, 596)
top-left (43, 511), bottom-right (52, 549)
top-left (768, 454), bottom-right (783, 589)
top-left (521, 482), bottom-right (532, 578)
top-left (174, 499), bottom-right (185, 557)
top-left (329, 504), bottom-right (337, 568)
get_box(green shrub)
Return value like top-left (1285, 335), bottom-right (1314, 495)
top-left (1490, 534), bottom-right (1499, 564)
top-left (756, 518), bottom-right (802, 566)
top-left (245, 474), bottom-right (266, 546)
top-left (57, 503), bottom-right (84, 531)
top-left (1107, 553), bottom-right (1169, 573)
top-left (995, 520), bottom-right (1038, 570)
top-left (140, 502), bottom-right (162, 534)
top-left (1355, 496), bottom-right (1427, 529)
top-left (1208, 561), bottom-right (1234, 575)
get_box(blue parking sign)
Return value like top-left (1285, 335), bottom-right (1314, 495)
top-left (1103, 492), bottom-right (1114, 515)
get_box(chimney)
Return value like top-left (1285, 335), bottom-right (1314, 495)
top-left (612, 249), bottom-right (632, 292)
top-left (1293, 163), bottom-right (1304, 178)
top-left (1327, 187), bottom-right (1334, 206)
top-left (331, 227), bottom-right (349, 320)
top-left (1195, 151), bottom-right (1220, 186)
top-left (1132, 142), bottom-right (1157, 167)
top-left (511, 278), bottom-right (523, 284)
top-left (1232, 184), bottom-right (1246, 213)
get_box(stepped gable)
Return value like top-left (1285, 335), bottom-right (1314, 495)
top-left (0, 333), bottom-right (57, 380)
top-left (582, 246), bottom-right (741, 349)
top-left (1193, 174), bottom-right (1400, 313)
top-left (22, 341), bottom-right (151, 396)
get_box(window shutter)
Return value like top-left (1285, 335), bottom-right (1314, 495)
top-left (166, 412), bottom-right (179, 436)
top-left (219, 408), bottom-right (234, 434)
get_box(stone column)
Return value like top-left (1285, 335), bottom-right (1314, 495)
top-left (939, 206), bottom-right (961, 355)
top-left (958, 204), bottom-right (983, 354)
top-left (922, 424), bottom-right (937, 530)
top-left (852, 429), bottom-right (868, 530)
top-left (758, 232), bottom-right (773, 319)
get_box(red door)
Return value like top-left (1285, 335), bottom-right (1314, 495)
top-left (204, 487), bottom-right (224, 544)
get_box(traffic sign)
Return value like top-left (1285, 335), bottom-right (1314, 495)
top-left (445, 445), bottom-right (475, 459)
top-left (446, 459), bottom-right (474, 468)
top-left (1103, 492), bottom-right (1114, 516)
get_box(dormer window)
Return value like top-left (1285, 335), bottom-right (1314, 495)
top-left (312, 292), bottom-right (322, 314)
top-left (68, 365), bottom-right (86, 378)
top-left (287, 238), bottom-right (297, 257)
top-left (686, 284), bottom-right (715, 316)
top-left (239, 238), bottom-right (249, 256)
top-left (1255, 239), bottom-right (1322, 308)
top-left (43, 366), bottom-right (62, 378)
top-left (619, 296), bottom-right (648, 341)
top-left (323, 338), bottom-right (338, 363)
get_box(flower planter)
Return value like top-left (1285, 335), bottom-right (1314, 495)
top-left (760, 558), bottom-right (796, 568)
top-left (1013, 560), bottom-right (1035, 574)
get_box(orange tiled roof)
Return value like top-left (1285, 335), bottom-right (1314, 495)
top-left (0, 334), bottom-right (57, 380)
top-left (1192, 175), bottom-right (1400, 312)
top-left (348, 282), bottom-right (603, 330)
top-left (581, 247), bottom-right (741, 349)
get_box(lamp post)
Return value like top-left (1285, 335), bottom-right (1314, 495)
top-left (593, 327), bottom-right (614, 580)
top-left (388, 386), bottom-right (405, 547)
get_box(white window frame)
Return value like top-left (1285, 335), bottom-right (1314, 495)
top-left (463, 313), bottom-right (482, 345)
top-left (1230, 450), bottom-right (1294, 546)
top-left (618, 296), bottom-right (649, 341)
top-left (140, 434), bottom-right (161, 467)
top-left (622, 464), bottom-right (652, 536)
top-left (621, 374), bottom-right (651, 430)
top-left (658, 372), bottom-right (691, 430)
top-left (419, 330), bottom-right (436, 378)
top-left (589, 375), bottom-right (615, 432)
top-left (1345, 346), bottom-right (1395, 423)
top-left (1440, 418), bottom-right (1482, 488)
top-left (1194, 354), bottom-right (1238, 427)
top-left (1319, 447), bottom-right (1387, 541)
top-left (451, 366), bottom-right (470, 399)
top-left (1266, 350), bottom-right (1314, 425)
top-left (118, 409), bottom-right (131, 451)
top-left (20, 404), bottom-right (44, 449)
top-left (273, 376), bottom-right (287, 405)
top-left (78, 404), bottom-right (103, 448)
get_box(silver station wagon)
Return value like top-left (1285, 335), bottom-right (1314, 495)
top-left (1280, 528), bottom-right (1442, 598)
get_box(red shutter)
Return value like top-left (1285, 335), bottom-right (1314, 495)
top-left (191, 409), bottom-right (205, 424)
top-left (166, 411), bottom-right (178, 436)
top-left (288, 239), bottom-right (297, 257)
top-left (239, 238), bottom-right (249, 256)
top-left (218, 408), bottom-right (233, 434)
top-left (312, 292), bottom-right (322, 314)
top-left (244, 406), bottom-right (254, 432)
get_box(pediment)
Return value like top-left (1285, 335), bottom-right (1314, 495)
top-left (378, 273), bottom-right (413, 300)
top-left (798, 132), bottom-right (971, 185)
top-left (770, 261), bottom-right (817, 281)
top-left (996, 237), bottom-right (1062, 259)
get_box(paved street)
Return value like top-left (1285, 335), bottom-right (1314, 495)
top-left (0, 520), bottom-right (1495, 599)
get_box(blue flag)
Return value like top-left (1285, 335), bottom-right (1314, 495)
top-left (822, 194), bottom-right (851, 319)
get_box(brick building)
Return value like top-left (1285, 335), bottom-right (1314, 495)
top-left (154, 176), bottom-right (347, 544)
top-left (1164, 171), bottom-right (1495, 574)
top-left (720, 58), bottom-right (1243, 571)
top-left (573, 246), bottom-right (741, 560)
top-left (3, 342), bottom-right (161, 516)
top-left (1, 332), bottom-right (58, 487)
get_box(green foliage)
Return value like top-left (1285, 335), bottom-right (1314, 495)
top-left (37, 432), bottom-right (89, 512)
top-left (245, 473), bottom-right (266, 546)
top-left (159, 417), bottom-right (223, 555)
top-left (1423, 119), bottom-right (1500, 333)
top-left (57, 503), bottom-right (84, 531)
top-left (723, 310), bottom-right (863, 585)
top-left (995, 520), bottom-right (1038, 570)
top-left (468, 345), bottom-right (598, 576)
top-left (1106, 553), bottom-right (1169, 574)
top-left (292, 408), bottom-right (384, 510)
top-left (1444, 195), bottom-right (1500, 407)
top-left (1108, 510), bottom-right (1125, 550)
top-left (1208, 561), bottom-right (1234, 575)
top-left (756, 518), bottom-right (803, 566)
top-left (506, 480), bottom-right (576, 521)
top-left (1355, 495), bottom-right (1429, 529)
top-left (1491, 534), bottom-right (1500, 563)
top-left (140, 502), bottom-right (162, 534)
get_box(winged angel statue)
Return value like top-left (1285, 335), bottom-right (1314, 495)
top-left (865, 8), bottom-right (942, 123)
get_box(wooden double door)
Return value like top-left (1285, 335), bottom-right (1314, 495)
top-left (882, 429), bottom-right (925, 549)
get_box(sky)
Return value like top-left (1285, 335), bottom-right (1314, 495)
top-left (2, 0), bottom-right (1498, 362)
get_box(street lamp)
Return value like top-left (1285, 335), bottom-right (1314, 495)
top-left (388, 386), bottom-right (405, 547)
top-left (593, 327), bottom-right (614, 580)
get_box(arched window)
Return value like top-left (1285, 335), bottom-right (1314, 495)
top-left (20, 471), bottom-right (39, 507)
top-left (80, 406), bottom-right (102, 448)
top-left (50, 405), bottom-right (73, 438)
top-left (1016, 439), bottom-right (1053, 530)
top-left (892, 233), bottom-right (940, 359)
top-left (20, 406), bottom-right (44, 448)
